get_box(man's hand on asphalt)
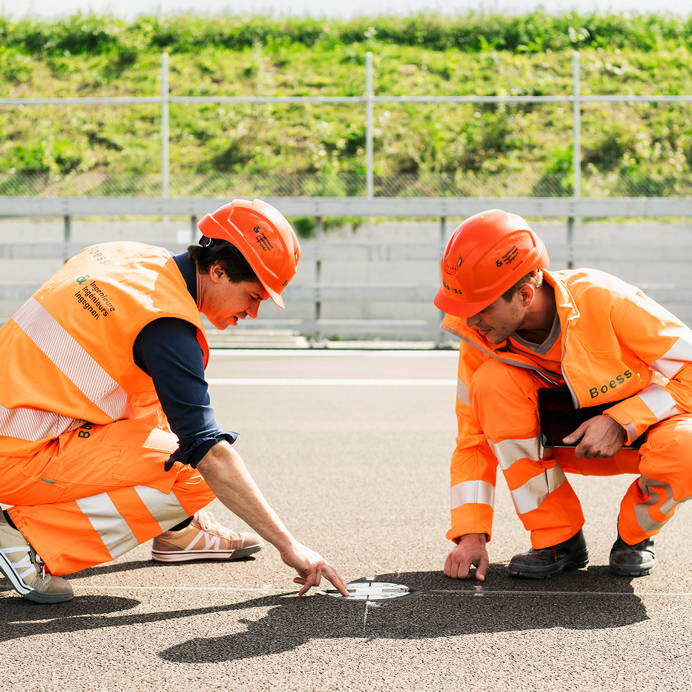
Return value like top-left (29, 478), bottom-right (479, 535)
top-left (563, 414), bottom-right (627, 458)
top-left (444, 533), bottom-right (489, 581)
top-left (280, 541), bottom-right (350, 597)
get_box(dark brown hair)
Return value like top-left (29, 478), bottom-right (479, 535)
top-left (187, 239), bottom-right (258, 283)
top-left (501, 269), bottom-right (543, 302)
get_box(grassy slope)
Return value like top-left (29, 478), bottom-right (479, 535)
top-left (0, 13), bottom-right (690, 198)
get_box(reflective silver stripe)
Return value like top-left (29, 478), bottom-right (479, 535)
top-left (456, 378), bottom-right (470, 406)
top-left (76, 493), bottom-right (138, 559)
top-left (450, 480), bottom-right (495, 510)
top-left (650, 334), bottom-right (692, 378)
top-left (134, 486), bottom-right (188, 532)
top-left (638, 383), bottom-right (680, 422)
top-left (512, 465), bottom-right (566, 515)
top-left (490, 436), bottom-right (543, 471)
top-left (634, 476), bottom-right (691, 532)
top-left (624, 422), bottom-right (638, 444)
top-left (12, 298), bottom-right (128, 420)
top-left (0, 405), bottom-right (83, 441)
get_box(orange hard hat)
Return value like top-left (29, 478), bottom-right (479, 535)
top-left (434, 209), bottom-right (549, 318)
top-left (197, 199), bottom-right (301, 309)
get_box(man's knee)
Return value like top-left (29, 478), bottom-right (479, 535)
top-left (640, 415), bottom-right (692, 491)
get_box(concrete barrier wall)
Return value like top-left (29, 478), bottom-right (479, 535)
top-left (0, 217), bottom-right (691, 339)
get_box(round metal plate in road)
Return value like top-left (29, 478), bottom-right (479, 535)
top-left (324, 581), bottom-right (410, 601)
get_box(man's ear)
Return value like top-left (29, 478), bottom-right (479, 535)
top-left (209, 264), bottom-right (225, 283)
top-left (519, 281), bottom-right (535, 307)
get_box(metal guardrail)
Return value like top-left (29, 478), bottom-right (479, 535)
top-left (0, 195), bottom-right (690, 341)
top-left (1, 196), bottom-right (690, 217)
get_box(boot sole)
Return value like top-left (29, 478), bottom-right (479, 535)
top-left (509, 556), bottom-right (589, 579)
top-left (22, 589), bottom-right (74, 604)
top-left (609, 564), bottom-right (655, 577)
top-left (151, 543), bottom-right (263, 563)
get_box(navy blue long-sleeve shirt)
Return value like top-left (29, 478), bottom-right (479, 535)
top-left (132, 252), bottom-right (237, 468)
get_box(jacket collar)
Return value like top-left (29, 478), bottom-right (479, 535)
top-left (443, 268), bottom-right (578, 352)
top-left (543, 269), bottom-right (580, 326)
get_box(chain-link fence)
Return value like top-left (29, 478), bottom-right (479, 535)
top-left (2, 170), bottom-right (690, 198)
top-left (2, 52), bottom-right (690, 201)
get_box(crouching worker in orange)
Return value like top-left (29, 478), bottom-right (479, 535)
top-left (0, 199), bottom-right (349, 603)
top-left (436, 209), bottom-right (692, 581)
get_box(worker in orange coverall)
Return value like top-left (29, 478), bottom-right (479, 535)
top-left (435, 209), bottom-right (691, 581)
top-left (0, 199), bottom-right (348, 603)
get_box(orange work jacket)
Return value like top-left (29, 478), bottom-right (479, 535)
top-left (0, 242), bottom-right (208, 457)
top-left (442, 268), bottom-right (692, 542)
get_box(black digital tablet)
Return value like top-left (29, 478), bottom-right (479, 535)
top-left (538, 387), bottom-right (643, 449)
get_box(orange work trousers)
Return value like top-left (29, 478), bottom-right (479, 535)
top-left (0, 417), bottom-right (215, 575)
top-left (470, 358), bottom-right (692, 549)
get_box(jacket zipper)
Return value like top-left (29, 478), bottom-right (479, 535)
top-left (560, 319), bottom-right (580, 407)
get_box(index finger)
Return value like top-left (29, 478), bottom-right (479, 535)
top-left (323, 565), bottom-right (350, 597)
top-left (563, 421), bottom-right (586, 445)
top-left (475, 553), bottom-right (489, 582)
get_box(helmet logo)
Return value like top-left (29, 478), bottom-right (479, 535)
top-left (442, 280), bottom-right (463, 295)
top-left (443, 255), bottom-right (462, 276)
top-left (253, 225), bottom-right (274, 252)
top-left (501, 245), bottom-right (519, 265)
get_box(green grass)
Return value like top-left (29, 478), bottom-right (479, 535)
top-left (0, 12), bottom-right (690, 201)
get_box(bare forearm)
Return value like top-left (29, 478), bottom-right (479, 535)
top-left (197, 441), bottom-right (295, 552)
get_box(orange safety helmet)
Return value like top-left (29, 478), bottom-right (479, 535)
top-left (197, 199), bottom-right (301, 309)
top-left (434, 209), bottom-right (549, 318)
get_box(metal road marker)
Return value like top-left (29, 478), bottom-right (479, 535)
top-left (324, 580), bottom-right (411, 601)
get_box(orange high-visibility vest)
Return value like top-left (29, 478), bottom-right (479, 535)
top-left (0, 242), bottom-right (208, 457)
top-left (442, 268), bottom-right (692, 541)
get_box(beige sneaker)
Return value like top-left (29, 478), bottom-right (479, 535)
top-left (0, 514), bottom-right (73, 603)
top-left (151, 510), bottom-right (263, 563)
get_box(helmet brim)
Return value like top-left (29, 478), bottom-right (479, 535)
top-left (263, 282), bottom-right (286, 310)
top-left (433, 286), bottom-right (493, 319)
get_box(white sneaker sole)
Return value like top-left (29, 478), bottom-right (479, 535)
top-left (151, 543), bottom-right (263, 563)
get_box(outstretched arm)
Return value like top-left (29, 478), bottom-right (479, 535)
top-left (197, 440), bottom-right (349, 597)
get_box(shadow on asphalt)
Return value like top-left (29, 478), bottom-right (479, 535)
top-left (157, 566), bottom-right (648, 664)
top-left (0, 565), bottom-right (647, 660)
top-left (0, 592), bottom-right (294, 644)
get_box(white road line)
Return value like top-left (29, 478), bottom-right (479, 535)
top-left (207, 378), bottom-right (455, 386)
top-left (65, 584), bottom-right (692, 598)
top-left (428, 588), bottom-right (692, 598)
top-left (71, 584), bottom-right (287, 593)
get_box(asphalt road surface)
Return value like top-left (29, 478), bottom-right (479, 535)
top-left (2, 350), bottom-right (690, 691)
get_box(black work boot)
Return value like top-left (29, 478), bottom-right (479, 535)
top-left (508, 530), bottom-right (588, 579)
top-left (609, 535), bottom-right (656, 577)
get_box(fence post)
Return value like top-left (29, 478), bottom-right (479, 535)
top-left (572, 51), bottom-right (581, 199)
top-left (161, 53), bottom-right (170, 202)
top-left (313, 215), bottom-right (323, 345)
top-left (63, 215), bottom-right (71, 263)
top-left (365, 52), bottom-right (374, 198)
top-left (567, 51), bottom-right (581, 269)
top-left (434, 215), bottom-right (446, 347)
